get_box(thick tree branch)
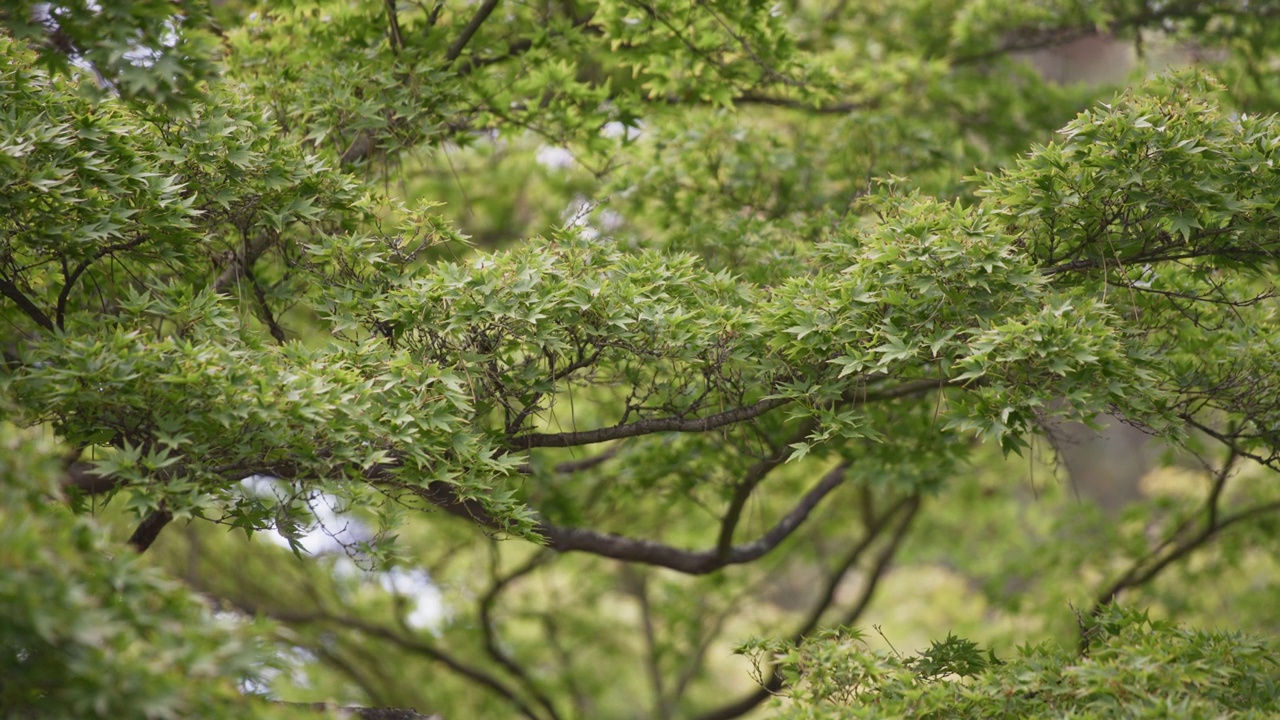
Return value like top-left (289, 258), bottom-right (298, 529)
top-left (64, 461), bottom-right (122, 495)
top-left (446, 0), bottom-right (501, 63)
top-left (128, 507), bottom-right (173, 553)
top-left (0, 275), bottom-right (54, 330)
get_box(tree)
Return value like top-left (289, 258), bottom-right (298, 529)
top-left (3, 1), bottom-right (1280, 717)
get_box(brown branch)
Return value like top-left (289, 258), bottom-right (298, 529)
top-left (544, 462), bottom-right (849, 574)
top-left (835, 496), bottom-right (920, 626)
top-left (716, 418), bottom-right (819, 558)
top-left (128, 507), bottom-right (173, 553)
top-left (628, 570), bottom-right (668, 717)
top-left (213, 233), bottom-right (275, 295)
top-left (554, 446), bottom-right (621, 473)
top-left (454, 12), bottom-right (595, 76)
top-left (731, 92), bottom-right (865, 114)
top-left (56, 234), bottom-right (150, 329)
top-left (1087, 444), bottom-right (1280, 639)
top-left (243, 261), bottom-right (288, 344)
top-left (0, 275), bottom-right (54, 330)
top-left (517, 445), bottom-right (624, 475)
top-left (63, 461), bottom-right (123, 495)
top-left (276, 701), bottom-right (440, 719)
top-left (693, 494), bottom-right (921, 720)
top-left (446, 0), bottom-right (501, 63)
top-left (384, 0), bottom-right (404, 54)
top-left (507, 396), bottom-right (791, 450)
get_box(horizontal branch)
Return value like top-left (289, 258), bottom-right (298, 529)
top-left (507, 396), bottom-right (791, 450)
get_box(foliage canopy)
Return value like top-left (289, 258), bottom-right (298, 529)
top-left (3, 0), bottom-right (1280, 718)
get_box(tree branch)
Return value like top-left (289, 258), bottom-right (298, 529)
top-left (0, 274), bottom-right (54, 330)
top-left (276, 701), bottom-right (440, 719)
top-left (693, 494), bottom-right (921, 720)
top-left (213, 232), bottom-right (276, 296)
top-left (55, 234), bottom-right (151, 329)
top-left (384, 0), bottom-right (404, 54)
top-left (1088, 445), bottom-right (1280, 628)
top-left (716, 418), bottom-right (819, 558)
top-left (544, 462), bottom-right (849, 574)
top-left (446, 0), bottom-right (501, 63)
top-left (128, 507), bottom-right (173, 553)
top-left (507, 396), bottom-right (791, 450)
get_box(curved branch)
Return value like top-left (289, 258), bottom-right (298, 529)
top-left (510, 378), bottom-right (950, 451)
top-left (0, 275), bottom-right (54, 330)
top-left (1089, 445), bottom-right (1280, 634)
top-left (55, 234), bottom-right (151, 329)
top-left (128, 507), bottom-right (173, 553)
top-left (716, 418), bottom-right (819, 558)
top-left (544, 462), bottom-right (849, 574)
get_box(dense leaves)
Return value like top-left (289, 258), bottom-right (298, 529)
top-left (4, 1), bottom-right (1280, 718)
top-left (741, 607), bottom-right (1280, 718)
top-left (0, 423), bottom-right (278, 718)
